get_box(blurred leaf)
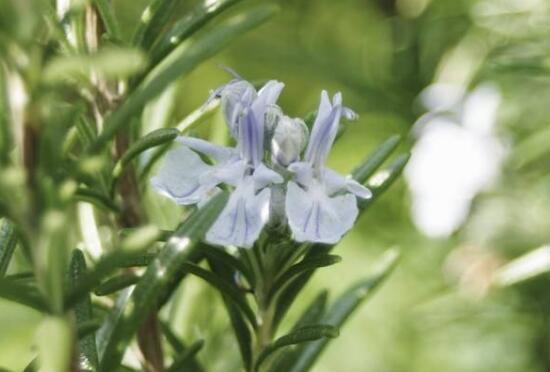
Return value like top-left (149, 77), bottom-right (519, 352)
top-left (35, 317), bottom-right (72, 372)
top-left (99, 192), bottom-right (228, 370)
top-left (22, 358), bottom-right (37, 372)
top-left (0, 65), bottom-right (11, 164)
top-left (64, 249), bottom-right (152, 309)
top-left (132, 0), bottom-right (179, 49)
top-left (285, 249), bottom-right (400, 372)
top-left (0, 218), bottom-right (17, 277)
top-left (150, 0), bottom-right (245, 65)
top-left (269, 255), bottom-right (341, 301)
top-left (73, 187), bottom-right (119, 213)
top-left (69, 249), bottom-right (99, 371)
top-left (36, 211), bottom-right (71, 313)
top-left (119, 225), bottom-right (162, 252)
top-left (351, 135), bottom-right (402, 184)
top-left (91, 4), bottom-right (279, 152)
top-left (160, 321), bottom-right (205, 371)
top-left (255, 325), bottom-right (339, 371)
top-left (493, 246), bottom-right (550, 287)
top-left (43, 48), bottom-right (147, 84)
top-left (76, 116), bottom-right (97, 148)
top-left (94, 272), bottom-right (140, 296)
top-left (0, 279), bottom-right (47, 311)
top-left (92, 0), bottom-right (121, 41)
top-left (166, 339), bottom-right (205, 372)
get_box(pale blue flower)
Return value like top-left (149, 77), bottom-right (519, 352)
top-left (285, 91), bottom-right (372, 244)
top-left (152, 80), bottom-right (284, 248)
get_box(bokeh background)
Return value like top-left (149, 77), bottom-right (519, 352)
top-left (2, 0), bottom-right (550, 371)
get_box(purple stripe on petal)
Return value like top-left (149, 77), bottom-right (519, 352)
top-left (239, 109), bottom-right (263, 166)
top-left (305, 104), bottom-right (341, 168)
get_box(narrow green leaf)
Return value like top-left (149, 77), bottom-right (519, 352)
top-left (76, 117), bottom-right (97, 148)
top-left (64, 249), bottom-right (150, 309)
top-left (77, 319), bottom-right (102, 339)
top-left (111, 249), bottom-right (160, 268)
top-left (208, 258), bottom-right (253, 370)
top-left (22, 358), bottom-right (37, 372)
top-left (269, 291), bottom-right (329, 372)
top-left (133, 0), bottom-right (178, 49)
top-left (359, 153), bottom-right (410, 210)
top-left (181, 261), bottom-right (256, 326)
top-left (351, 134), bottom-right (402, 184)
top-left (160, 322), bottom-right (205, 371)
top-left (94, 273), bottom-right (140, 296)
top-left (69, 249), bottom-right (99, 371)
top-left (99, 192), bottom-right (228, 370)
top-left (0, 279), bottom-right (47, 311)
top-left (5, 271), bottom-right (34, 281)
top-left (286, 250), bottom-right (400, 372)
top-left (43, 48), bottom-right (147, 84)
top-left (255, 325), bottom-right (339, 371)
top-left (269, 255), bottom-right (341, 301)
top-left (0, 65), bottom-right (12, 164)
top-left (0, 218), bottom-right (17, 277)
top-left (202, 243), bottom-right (253, 286)
top-left (96, 289), bottom-right (132, 360)
top-left (90, 4), bottom-right (278, 152)
top-left (111, 128), bottom-right (178, 186)
top-left (293, 290), bottom-right (329, 328)
top-left (92, 0), bottom-right (121, 41)
top-left (160, 321), bottom-right (185, 353)
top-left (73, 188), bottom-right (119, 213)
top-left (166, 339), bottom-right (205, 372)
top-left (150, 0), bottom-right (245, 65)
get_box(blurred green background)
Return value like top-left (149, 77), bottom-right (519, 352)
top-left (2, 0), bottom-right (550, 371)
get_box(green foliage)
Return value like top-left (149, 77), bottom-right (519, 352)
top-left (2, 0), bottom-right (549, 370)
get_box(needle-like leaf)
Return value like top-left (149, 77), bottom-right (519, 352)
top-left (99, 192), bottom-right (228, 370)
top-left (90, 4), bottom-right (278, 152)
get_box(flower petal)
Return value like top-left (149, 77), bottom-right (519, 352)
top-left (288, 161), bottom-right (314, 188)
top-left (254, 80), bottom-right (285, 119)
top-left (151, 145), bottom-right (213, 204)
top-left (238, 108), bottom-right (263, 166)
top-left (208, 80), bottom-right (257, 138)
top-left (177, 136), bottom-right (237, 164)
top-left (304, 91), bottom-right (342, 167)
top-left (323, 168), bottom-right (372, 199)
top-left (206, 159), bottom-right (247, 188)
top-left (285, 181), bottom-right (359, 244)
top-left (342, 106), bottom-right (358, 121)
top-left (206, 179), bottom-right (271, 248)
top-left (253, 163), bottom-right (283, 190)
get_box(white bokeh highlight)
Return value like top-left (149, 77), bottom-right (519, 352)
top-left (405, 84), bottom-right (506, 238)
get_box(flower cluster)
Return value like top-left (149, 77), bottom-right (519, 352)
top-left (152, 78), bottom-right (372, 248)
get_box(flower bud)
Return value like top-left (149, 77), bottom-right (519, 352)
top-left (270, 115), bottom-right (309, 167)
top-left (209, 80), bottom-right (257, 137)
